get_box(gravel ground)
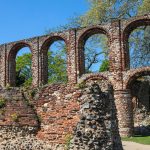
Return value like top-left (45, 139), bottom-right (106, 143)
top-left (122, 141), bottom-right (150, 150)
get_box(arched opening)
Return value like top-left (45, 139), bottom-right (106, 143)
top-left (78, 28), bottom-right (110, 76)
top-left (127, 71), bottom-right (150, 135)
top-left (41, 37), bottom-right (67, 84)
top-left (8, 44), bottom-right (32, 87)
top-left (129, 26), bottom-right (150, 69)
top-left (123, 19), bottom-right (150, 69)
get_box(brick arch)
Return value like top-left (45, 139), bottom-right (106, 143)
top-left (8, 42), bottom-right (32, 86)
top-left (124, 67), bottom-right (150, 89)
top-left (41, 35), bottom-right (68, 54)
top-left (40, 35), bottom-right (68, 85)
top-left (79, 73), bottom-right (114, 90)
top-left (122, 18), bottom-right (150, 70)
top-left (77, 27), bottom-right (111, 76)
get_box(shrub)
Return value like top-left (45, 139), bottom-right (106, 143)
top-left (11, 113), bottom-right (19, 122)
top-left (64, 134), bottom-right (72, 150)
top-left (0, 98), bottom-right (6, 108)
top-left (77, 81), bottom-right (86, 89)
top-left (23, 78), bottom-right (32, 88)
top-left (30, 89), bottom-right (36, 98)
top-left (0, 109), bottom-right (5, 115)
top-left (35, 114), bottom-right (42, 124)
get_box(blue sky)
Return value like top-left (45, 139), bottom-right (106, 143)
top-left (0, 0), bottom-right (89, 44)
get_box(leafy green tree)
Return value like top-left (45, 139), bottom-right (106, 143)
top-left (46, 0), bottom-right (149, 73)
top-left (48, 41), bottom-right (67, 83)
top-left (99, 59), bottom-right (109, 72)
top-left (129, 0), bottom-right (150, 68)
top-left (16, 53), bottom-right (32, 87)
top-left (84, 34), bottom-right (109, 72)
top-left (138, 0), bottom-right (150, 15)
top-left (71, 0), bottom-right (149, 71)
top-left (70, 0), bottom-right (143, 27)
top-left (129, 26), bottom-right (150, 68)
top-left (16, 42), bottom-right (67, 86)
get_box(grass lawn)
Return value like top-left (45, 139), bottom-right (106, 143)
top-left (122, 136), bottom-right (150, 145)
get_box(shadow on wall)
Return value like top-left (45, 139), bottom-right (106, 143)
top-left (130, 76), bottom-right (150, 136)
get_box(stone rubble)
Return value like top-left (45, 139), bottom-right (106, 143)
top-left (0, 126), bottom-right (64, 150)
top-left (0, 137), bottom-right (65, 150)
top-left (70, 83), bottom-right (123, 150)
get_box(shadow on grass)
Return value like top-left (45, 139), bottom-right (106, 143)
top-left (134, 125), bottom-right (150, 136)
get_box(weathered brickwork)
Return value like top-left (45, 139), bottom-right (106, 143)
top-left (0, 87), bottom-right (39, 127)
top-left (35, 84), bottom-right (81, 144)
top-left (0, 14), bottom-right (149, 141)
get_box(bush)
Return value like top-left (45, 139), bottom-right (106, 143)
top-left (64, 134), bottom-right (72, 150)
top-left (30, 89), bottom-right (36, 98)
top-left (11, 113), bottom-right (19, 122)
top-left (23, 78), bottom-right (32, 88)
top-left (77, 81), bottom-right (87, 89)
top-left (0, 98), bottom-right (6, 108)
top-left (0, 109), bottom-right (5, 115)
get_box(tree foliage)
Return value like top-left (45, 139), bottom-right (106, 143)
top-left (129, 26), bottom-right (150, 68)
top-left (129, 0), bottom-right (150, 68)
top-left (48, 41), bottom-right (67, 83)
top-left (138, 0), bottom-right (150, 15)
top-left (84, 34), bottom-right (109, 72)
top-left (16, 41), bottom-right (67, 86)
top-left (73, 0), bottom-right (150, 71)
top-left (99, 59), bottom-right (109, 72)
top-left (16, 53), bottom-right (32, 87)
top-left (72, 0), bottom-right (143, 27)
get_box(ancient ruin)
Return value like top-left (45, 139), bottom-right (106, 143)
top-left (0, 14), bottom-right (149, 149)
top-left (70, 83), bottom-right (123, 150)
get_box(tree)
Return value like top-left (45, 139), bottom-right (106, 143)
top-left (129, 0), bottom-right (150, 68)
top-left (47, 41), bottom-right (67, 83)
top-left (70, 0), bottom-right (149, 71)
top-left (16, 41), bottom-right (67, 86)
top-left (71, 0), bottom-right (143, 27)
top-left (84, 34), bottom-right (109, 72)
top-left (129, 26), bottom-right (150, 68)
top-left (138, 0), bottom-right (150, 15)
top-left (16, 53), bottom-right (32, 87)
top-left (99, 59), bottom-right (109, 72)
top-left (45, 0), bottom-right (149, 73)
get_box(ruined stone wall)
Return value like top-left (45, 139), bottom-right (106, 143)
top-left (35, 84), bottom-right (81, 144)
top-left (0, 14), bottom-right (150, 140)
top-left (0, 87), bottom-right (39, 127)
top-left (0, 85), bottom-right (80, 149)
top-left (0, 87), bottom-right (42, 149)
top-left (0, 79), bottom-right (123, 149)
top-left (70, 81), bottom-right (123, 150)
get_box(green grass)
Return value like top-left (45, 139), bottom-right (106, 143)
top-left (122, 136), bottom-right (150, 145)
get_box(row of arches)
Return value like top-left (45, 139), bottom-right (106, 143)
top-left (8, 38), bottom-right (67, 87)
top-left (5, 17), bottom-right (150, 87)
